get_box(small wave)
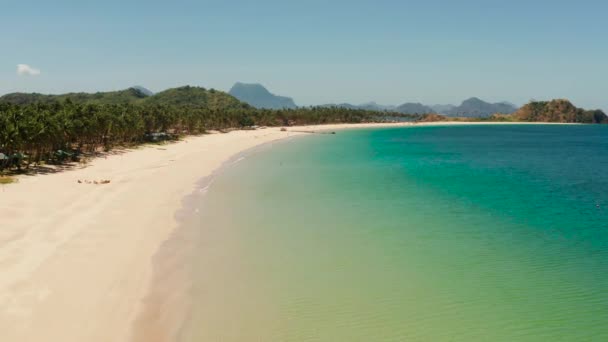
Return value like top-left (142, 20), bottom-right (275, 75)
top-left (232, 156), bottom-right (246, 164)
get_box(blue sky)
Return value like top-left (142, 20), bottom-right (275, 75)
top-left (2, 0), bottom-right (607, 109)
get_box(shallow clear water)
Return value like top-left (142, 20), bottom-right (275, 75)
top-left (183, 125), bottom-right (608, 341)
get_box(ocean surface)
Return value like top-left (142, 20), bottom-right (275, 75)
top-left (181, 125), bottom-right (608, 341)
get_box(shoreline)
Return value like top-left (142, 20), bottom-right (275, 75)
top-left (129, 136), bottom-right (302, 342)
top-left (0, 121), bottom-right (584, 342)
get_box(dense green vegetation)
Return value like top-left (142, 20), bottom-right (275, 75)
top-left (0, 88), bottom-right (149, 106)
top-left (417, 113), bottom-right (448, 122)
top-left (0, 87), bottom-right (409, 171)
top-left (144, 86), bottom-right (249, 109)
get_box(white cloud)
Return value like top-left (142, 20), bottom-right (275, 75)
top-left (17, 64), bottom-right (41, 76)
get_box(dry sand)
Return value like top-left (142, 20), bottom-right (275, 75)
top-left (0, 121), bottom-right (574, 342)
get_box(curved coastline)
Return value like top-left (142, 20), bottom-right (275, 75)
top-left (129, 134), bottom-right (306, 342)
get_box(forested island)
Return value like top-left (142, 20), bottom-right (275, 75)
top-left (1, 86), bottom-right (606, 172)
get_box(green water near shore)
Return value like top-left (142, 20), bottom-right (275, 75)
top-left (184, 125), bottom-right (608, 341)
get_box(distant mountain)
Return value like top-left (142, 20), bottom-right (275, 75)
top-left (357, 102), bottom-right (396, 111)
top-left (229, 82), bottom-right (296, 109)
top-left (322, 98), bottom-right (517, 117)
top-left (430, 104), bottom-right (456, 114)
top-left (395, 102), bottom-right (434, 114)
top-left (447, 98), bottom-right (518, 118)
top-left (131, 86), bottom-right (154, 97)
top-left (511, 99), bottom-right (607, 123)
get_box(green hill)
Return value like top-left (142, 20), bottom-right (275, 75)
top-left (143, 86), bottom-right (250, 110)
top-left (0, 86), bottom-right (250, 110)
top-left (447, 97), bottom-right (518, 118)
top-left (512, 99), bottom-right (607, 123)
top-left (0, 88), bottom-right (149, 105)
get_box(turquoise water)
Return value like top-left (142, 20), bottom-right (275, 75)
top-left (183, 125), bottom-right (608, 341)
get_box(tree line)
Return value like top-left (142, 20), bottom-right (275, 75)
top-left (0, 100), bottom-right (412, 170)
